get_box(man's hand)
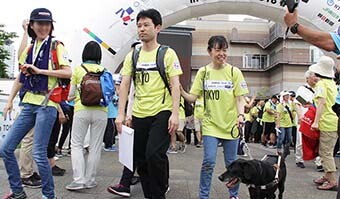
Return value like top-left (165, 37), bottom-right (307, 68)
top-left (125, 116), bottom-right (132, 128)
top-left (3, 102), bottom-right (13, 121)
top-left (284, 9), bottom-right (298, 28)
top-left (115, 114), bottom-right (125, 134)
top-left (168, 113), bottom-right (179, 135)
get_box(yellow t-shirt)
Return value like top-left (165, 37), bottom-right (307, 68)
top-left (276, 103), bottom-right (294, 128)
top-left (250, 106), bottom-right (259, 119)
top-left (194, 96), bottom-right (204, 119)
top-left (121, 46), bottom-right (183, 118)
top-left (262, 100), bottom-right (276, 123)
top-left (19, 39), bottom-right (70, 108)
top-left (314, 79), bottom-right (338, 132)
top-left (70, 63), bottom-right (108, 113)
top-left (179, 97), bottom-right (186, 120)
top-left (245, 112), bottom-right (252, 122)
top-left (190, 64), bottom-right (249, 139)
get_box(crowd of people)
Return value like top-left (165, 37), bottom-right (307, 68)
top-left (0, 5), bottom-right (339, 199)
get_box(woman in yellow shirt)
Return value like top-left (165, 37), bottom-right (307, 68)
top-left (181, 35), bottom-right (248, 199)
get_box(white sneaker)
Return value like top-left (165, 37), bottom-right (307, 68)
top-left (66, 182), bottom-right (85, 190)
top-left (85, 181), bottom-right (97, 189)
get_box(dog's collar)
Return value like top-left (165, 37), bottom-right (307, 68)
top-left (248, 179), bottom-right (278, 190)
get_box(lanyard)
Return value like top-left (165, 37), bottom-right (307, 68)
top-left (31, 36), bottom-right (49, 64)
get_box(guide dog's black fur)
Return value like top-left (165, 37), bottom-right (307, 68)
top-left (219, 157), bottom-right (286, 199)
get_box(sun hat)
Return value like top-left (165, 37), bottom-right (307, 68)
top-left (308, 56), bottom-right (335, 78)
top-left (280, 90), bottom-right (290, 97)
top-left (289, 91), bottom-right (296, 97)
top-left (27, 8), bottom-right (54, 38)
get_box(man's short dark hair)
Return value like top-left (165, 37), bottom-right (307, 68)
top-left (271, 95), bottom-right (278, 100)
top-left (82, 41), bottom-right (102, 64)
top-left (136, 9), bottom-right (162, 27)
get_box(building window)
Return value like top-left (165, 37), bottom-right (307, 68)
top-left (310, 46), bottom-right (323, 63)
top-left (243, 54), bottom-right (268, 69)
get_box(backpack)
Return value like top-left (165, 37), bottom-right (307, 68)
top-left (132, 45), bottom-right (171, 95)
top-left (100, 70), bottom-right (115, 106)
top-left (257, 106), bottom-right (264, 119)
top-left (24, 40), bottom-right (70, 104)
top-left (80, 64), bottom-right (115, 107)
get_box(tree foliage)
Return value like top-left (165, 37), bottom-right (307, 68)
top-left (0, 24), bottom-right (18, 78)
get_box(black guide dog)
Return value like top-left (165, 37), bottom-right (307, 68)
top-left (218, 155), bottom-right (287, 199)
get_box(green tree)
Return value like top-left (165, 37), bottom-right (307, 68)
top-left (0, 24), bottom-right (18, 78)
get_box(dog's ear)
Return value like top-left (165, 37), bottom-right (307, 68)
top-left (242, 162), bottom-right (257, 180)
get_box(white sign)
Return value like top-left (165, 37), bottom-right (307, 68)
top-left (0, 90), bottom-right (20, 148)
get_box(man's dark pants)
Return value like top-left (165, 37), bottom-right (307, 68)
top-left (132, 110), bottom-right (171, 199)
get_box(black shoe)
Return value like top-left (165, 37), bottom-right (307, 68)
top-left (130, 176), bottom-right (140, 185)
top-left (52, 165), bottom-right (66, 176)
top-left (32, 172), bottom-right (41, 181)
top-left (107, 184), bottom-right (131, 197)
top-left (21, 175), bottom-right (41, 189)
top-left (316, 165), bottom-right (324, 172)
top-left (296, 162), bottom-right (305, 168)
top-left (196, 142), bottom-right (203, 148)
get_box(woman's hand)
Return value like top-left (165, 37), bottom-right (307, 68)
top-left (24, 64), bottom-right (42, 75)
top-left (237, 114), bottom-right (245, 128)
top-left (311, 122), bottom-right (319, 131)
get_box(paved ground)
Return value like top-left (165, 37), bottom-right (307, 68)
top-left (0, 142), bottom-right (338, 199)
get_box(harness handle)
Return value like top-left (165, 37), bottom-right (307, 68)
top-left (274, 155), bottom-right (282, 182)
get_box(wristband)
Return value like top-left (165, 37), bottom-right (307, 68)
top-left (290, 23), bottom-right (299, 34)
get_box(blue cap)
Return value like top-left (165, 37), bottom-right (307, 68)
top-left (30, 8), bottom-right (54, 22)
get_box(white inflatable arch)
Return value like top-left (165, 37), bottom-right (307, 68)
top-left (74, 0), bottom-right (340, 71)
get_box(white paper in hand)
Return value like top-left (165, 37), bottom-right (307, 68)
top-left (119, 125), bottom-right (134, 171)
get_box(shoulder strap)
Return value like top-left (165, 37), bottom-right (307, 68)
top-left (156, 45), bottom-right (170, 94)
top-left (132, 46), bottom-right (141, 83)
top-left (131, 45), bottom-right (170, 94)
top-left (81, 64), bottom-right (89, 73)
top-left (231, 65), bottom-right (234, 77)
top-left (303, 85), bottom-right (315, 94)
top-left (51, 40), bottom-right (63, 70)
top-left (284, 104), bottom-right (294, 123)
top-left (203, 66), bottom-right (207, 110)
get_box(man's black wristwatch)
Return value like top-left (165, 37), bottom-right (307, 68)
top-left (290, 23), bottom-right (300, 34)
